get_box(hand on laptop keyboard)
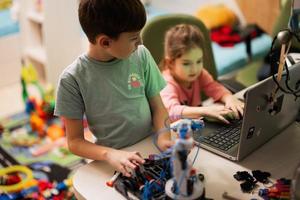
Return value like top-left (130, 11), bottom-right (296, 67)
top-left (204, 111), bottom-right (241, 124)
top-left (225, 112), bottom-right (244, 124)
top-left (201, 105), bottom-right (233, 124)
top-left (222, 94), bottom-right (245, 118)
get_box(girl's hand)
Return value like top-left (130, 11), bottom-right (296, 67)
top-left (222, 95), bottom-right (244, 119)
top-left (202, 105), bottom-right (233, 124)
top-left (105, 149), bottom-right (145, 177)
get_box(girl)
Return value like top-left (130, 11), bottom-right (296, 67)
top-left (160, 24), bottom-right (244, 124)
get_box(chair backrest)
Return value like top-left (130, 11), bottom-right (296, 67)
top-left (141, 13), bottom-right (218, 79)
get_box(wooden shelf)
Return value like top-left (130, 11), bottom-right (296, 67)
top-left (20, 0), bottom-right (82, 85)
top-left (27, 10), bottom-right (44, 24)
top-left (25, 46), bottom-right (46, 65)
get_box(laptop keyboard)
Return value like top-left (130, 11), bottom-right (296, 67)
top-left (197, 119), bottom-right (242, 151)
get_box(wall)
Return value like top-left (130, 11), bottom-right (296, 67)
top-left (235, 0), bottom-right (281, 35)
top-left (0, 34), bottom-right (21, 87)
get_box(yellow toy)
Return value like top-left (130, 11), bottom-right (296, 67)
top-left (195, 4), bottom-right (238, 29)
top-left (0, 0), bottom-right (12, 10)
top-left (0, 165), bottom-right (35, 193)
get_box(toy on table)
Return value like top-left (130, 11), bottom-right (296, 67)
top-left (165, 119), bottom-right (206, 200)
top-left (258, 178), bottom-right (291, 200)
top-left (109, 118), bottom-right (207, 200)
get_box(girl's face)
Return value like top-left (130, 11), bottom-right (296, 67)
top-left (170, 47), bottom-right (204, 88)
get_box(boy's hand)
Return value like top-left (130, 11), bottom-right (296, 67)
top-left (222, 95), bottom-right (244, 119)
top-left (202, 105), bottom-right (233, 124)
top-left (105, 149), bottom-right (145, 177)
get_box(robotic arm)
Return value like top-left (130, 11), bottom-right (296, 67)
top-left (269, 0), bottom-right (300, 112)
top-left (165, 119), bottom-right (206, 200)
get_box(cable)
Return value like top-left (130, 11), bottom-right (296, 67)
top-left (152, 127), bottom-right (172, 153)
top-left (192, 145), bottom-right (200, 166)
top-left (284, 64), bottom-right (300, 95)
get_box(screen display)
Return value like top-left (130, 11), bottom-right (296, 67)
top-left (290, 0), bottom-right (300, 33)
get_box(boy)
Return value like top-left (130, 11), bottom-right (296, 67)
top-left (54, 0), bottom-right (172, 177)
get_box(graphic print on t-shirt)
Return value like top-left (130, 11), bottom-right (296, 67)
top-left (128, 73), bottom-right (143, 90)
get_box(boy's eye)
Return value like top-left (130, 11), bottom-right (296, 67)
top-left (130, 37), bottom-right (138, 41)
top-left (182, 62), bottom-right (190, 66)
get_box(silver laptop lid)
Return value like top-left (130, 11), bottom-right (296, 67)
top-left (237, 63), bottom-right (300, 160)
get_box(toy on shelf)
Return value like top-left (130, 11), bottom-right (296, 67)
top-left (109, 118), bottom-right (207, 200)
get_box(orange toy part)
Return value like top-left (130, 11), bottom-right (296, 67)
top-left (30, 113), bottom-right (46, 137)
top-left (47, 125), bottom-right (65, 141)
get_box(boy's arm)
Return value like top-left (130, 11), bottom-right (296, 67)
top-left (149, 94), bottom-right (174, 151)
top-left (64, 118), bottom-right (145, 177)
top-left (64, 118), bottom-right (110, 161)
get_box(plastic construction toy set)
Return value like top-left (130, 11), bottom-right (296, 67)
top-left (108, 119), bottom-right (207, 200)
top-left (111, 155), bottom-right (206, 200)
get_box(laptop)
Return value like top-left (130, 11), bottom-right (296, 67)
top-left (193, 63), bottom-right (300, 161)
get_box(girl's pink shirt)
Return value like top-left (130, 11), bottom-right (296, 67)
top-left (160, 68), bottom-right (231, 117)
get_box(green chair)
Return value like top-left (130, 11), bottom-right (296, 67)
top-left (141, 13), bottom-right (245, 95)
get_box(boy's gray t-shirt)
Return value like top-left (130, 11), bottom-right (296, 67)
top-left (54, 45), bottom-right (166, 149)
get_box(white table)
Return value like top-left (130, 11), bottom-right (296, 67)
top-left (73, 121), bottom-right (300, 200)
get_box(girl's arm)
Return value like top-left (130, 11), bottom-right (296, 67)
top-left (160, 81), bottom-right (231, 123)
top-left (200, 69), bottom-right (231, 101)
top-left (181, 105), bottom-right (231, 124)
top-left (64, 118), bottom-right (145, 177)
top-left (149, 94), bottom-right (174, 151)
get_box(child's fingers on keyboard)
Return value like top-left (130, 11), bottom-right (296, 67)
top-left (217, 115), bottom-right (230, 124)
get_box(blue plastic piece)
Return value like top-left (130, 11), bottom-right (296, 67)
top-left (191, 120), bottom-right (204, 131)
top-left (56, 182), bottom-right (67, 191)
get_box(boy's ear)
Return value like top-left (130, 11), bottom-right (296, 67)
top-left (97, 35), bottom-right (112, 48)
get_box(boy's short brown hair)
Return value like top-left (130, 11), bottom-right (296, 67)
top-left (79, 0), bottom-right (146, 44)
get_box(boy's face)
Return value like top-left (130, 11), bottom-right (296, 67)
top-left (108, 31), bottom-right (142, 59)
top-left (171, 47), bottom-right (204, 87)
